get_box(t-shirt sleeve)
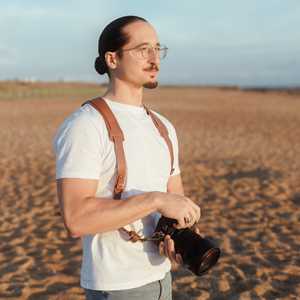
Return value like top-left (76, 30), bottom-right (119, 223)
top-left (53, 114), bottom-right (104, 180)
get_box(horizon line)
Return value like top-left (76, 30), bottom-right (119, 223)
top-left (1, 79), bottom-right (300, 91)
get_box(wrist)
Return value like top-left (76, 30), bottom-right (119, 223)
top-left (151, 191), bottom-right (163, 212)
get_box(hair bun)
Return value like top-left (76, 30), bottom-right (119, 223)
top-left (94, 56), bottom-right (107, 75)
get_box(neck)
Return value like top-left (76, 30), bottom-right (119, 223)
top-left (102, 77), bottom-right (144, 107)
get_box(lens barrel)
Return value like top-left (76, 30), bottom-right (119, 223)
top-left (154, 217), bottom-right (221, 276)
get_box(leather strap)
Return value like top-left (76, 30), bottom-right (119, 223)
top-left (81, 97), bottom-right (127, 199)
top-left (81, 97), bottom-right (175, 242)
top-left (82, 97), bottom-right (175, 198)
top-left (142, 104), bottom-right (175, 176)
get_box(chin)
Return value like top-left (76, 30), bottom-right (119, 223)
top-left (143, 80), bottom-right (158, 89)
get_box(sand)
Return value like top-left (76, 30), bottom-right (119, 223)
top-left (0, 83), bottom-right (300, 299)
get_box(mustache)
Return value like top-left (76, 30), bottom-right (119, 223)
top-left (144, 65), bottom-right (159, 72)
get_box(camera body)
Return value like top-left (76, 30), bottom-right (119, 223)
top-left (154, 216), bottom-right (221, 276)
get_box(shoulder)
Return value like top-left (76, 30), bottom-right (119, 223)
top-left (57, 102), bottom-right (106, 134)
top-left (52, 102), bottom-right (108, 151)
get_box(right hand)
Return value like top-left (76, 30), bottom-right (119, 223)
top-left (155, 192), bottom-right (201, 229)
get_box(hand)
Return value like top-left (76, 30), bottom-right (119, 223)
top-left (159, 235), bottom-right (183, 271)
top-left (155, 192), bottom-right (201, 230)
top-left (158, 226), bottom-right (202, 271)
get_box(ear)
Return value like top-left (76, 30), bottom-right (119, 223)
top-left (105, 51), bottom-right (118, 70)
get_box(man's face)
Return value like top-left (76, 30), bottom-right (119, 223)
top-left (114, 21), bottom-right (161, 89)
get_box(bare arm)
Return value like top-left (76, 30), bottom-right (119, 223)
top-left (56, 178), bottom-right (159, 238)
top-left (167, 173), bottom-right (184, 196)
top-left (56, 176), bottom-right (200, 238)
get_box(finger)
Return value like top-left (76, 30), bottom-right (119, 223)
top-left (187, 211), bottom-right (194, 223)
top-left (191, 204), bottom-right (201, 223)
top-left (197, 205), bottom-right (201, 221)
top-left (171, 254), bottom-right (182, 272)
top-left (173, 218), bottom-right (186, 229)
top-left (167, 236), bottom-right (177, 262)
top-left (164, 235), bottom-right (175, 262)
top-left (170, 261), bottom-right (180, 271)
top-left (184, 211), bottom-right (196, 228)
top-left (163, 235), bottom-right (170, 257)
top-left (159, 241), bottom-right (165, 256)
top-left (193, 226), bottom-right (200, 235)
top-left (175, 253), bottom-right (183, 265)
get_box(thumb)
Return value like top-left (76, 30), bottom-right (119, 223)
top-left (193, 226), bottom-right (201, 235)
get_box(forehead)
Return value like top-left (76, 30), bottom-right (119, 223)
top-left (122, 21), bottom-right (159, 47)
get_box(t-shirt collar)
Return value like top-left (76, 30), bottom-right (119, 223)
top-left (102, 97), bottom-right (147, 115)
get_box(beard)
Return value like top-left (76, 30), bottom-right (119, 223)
top-left (143, 80), bottom-right (158, 89)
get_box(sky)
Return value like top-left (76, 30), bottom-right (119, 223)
top-left (1, 0), bottom-right (299, 87)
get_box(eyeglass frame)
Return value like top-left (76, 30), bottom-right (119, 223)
top-left (116, 43), bottom-right (168, 60)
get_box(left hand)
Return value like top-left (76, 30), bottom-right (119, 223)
top-left (158, 225), bottom-right (201, 271)
top-left (159, 235), bottom-right (183, 270)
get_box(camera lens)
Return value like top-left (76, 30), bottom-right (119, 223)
top-left (153, 216), bottom-right (221, 276)
top-left (196, 248), bottom-right (220, 275)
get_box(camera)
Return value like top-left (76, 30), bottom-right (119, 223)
top-left (153, 216), bottom-right (221, 276)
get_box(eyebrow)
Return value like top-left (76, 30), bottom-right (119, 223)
top-left (135, 42), bottom-right (161, 47)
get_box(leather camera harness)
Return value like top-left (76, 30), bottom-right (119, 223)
top-left (81, 97), bottom-right (175, 243)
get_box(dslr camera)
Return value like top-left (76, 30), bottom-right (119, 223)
top-left (153, 216), bottom-right (220, 276)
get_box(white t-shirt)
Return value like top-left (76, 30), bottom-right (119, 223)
top-left (52, 97), bottom-right (181, 290)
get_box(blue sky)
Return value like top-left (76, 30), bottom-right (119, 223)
top-left (1, 0), bottom-right (299, 86)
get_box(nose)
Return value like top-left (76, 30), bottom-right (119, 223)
top-left (148, 48), bottom-right (160, 66)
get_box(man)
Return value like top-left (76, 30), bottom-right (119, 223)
top-left (53, 16), bottom-right (201, 300)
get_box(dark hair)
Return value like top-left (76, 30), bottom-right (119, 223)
top-left (95, 15), bottom-right (148, 77)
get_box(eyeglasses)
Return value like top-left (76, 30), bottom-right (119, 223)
top-left (117, 44), bottom-right (168, 60)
